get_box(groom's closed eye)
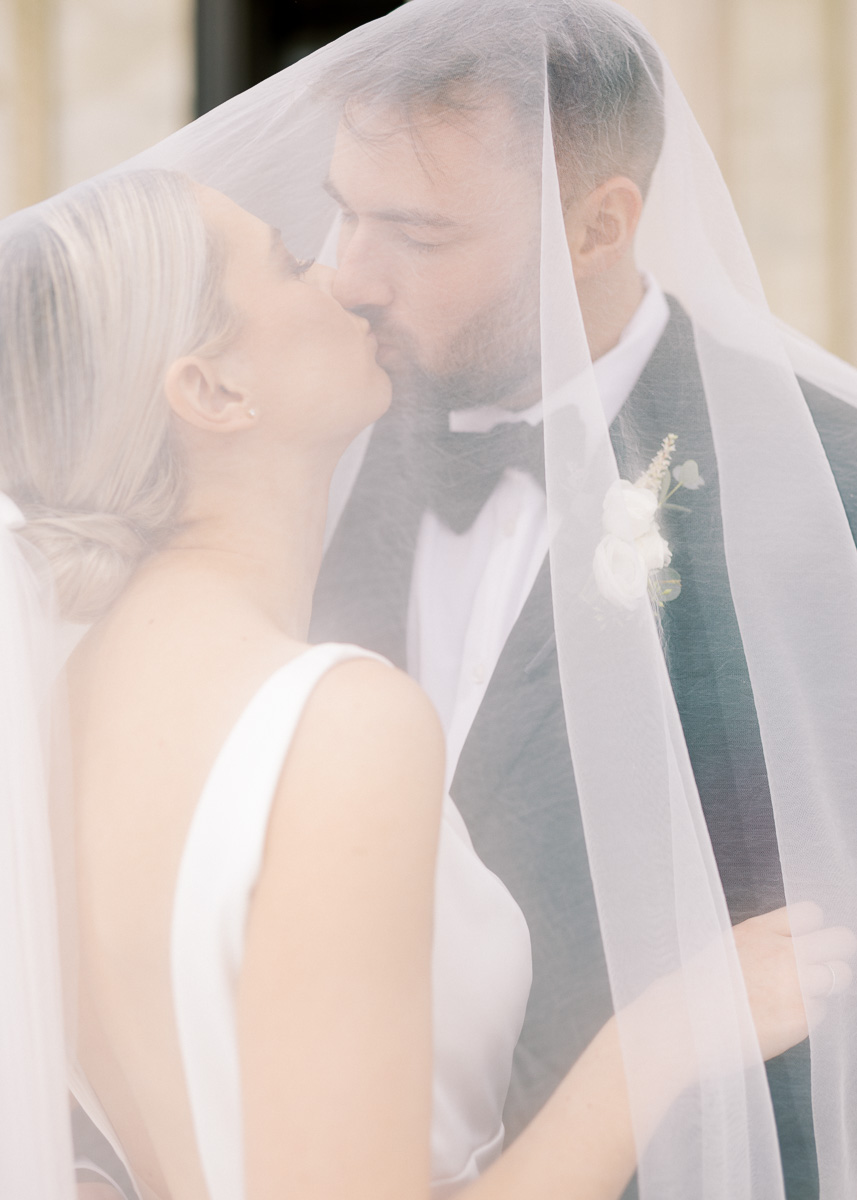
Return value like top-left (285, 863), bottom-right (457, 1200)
top-left (322, 176), bottom-right (460, 233)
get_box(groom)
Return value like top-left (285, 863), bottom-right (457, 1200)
top-left (310, 6), bottom-right (857, 1199)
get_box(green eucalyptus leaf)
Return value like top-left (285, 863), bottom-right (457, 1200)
top-left (652, 568), bottom-right (682, 604)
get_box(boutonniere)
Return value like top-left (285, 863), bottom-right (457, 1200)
top-left (593, 434), bottom-right (704, 610)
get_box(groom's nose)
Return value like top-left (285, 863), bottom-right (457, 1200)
top-left (332, 228), bottom-right (395, 311)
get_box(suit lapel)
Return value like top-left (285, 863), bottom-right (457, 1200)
top-left (450, 307), bottom-right (695, 812)
top-left (612, 300), bottom-right (784, 918)
top-left (310, 410), bottom-right (424, 667)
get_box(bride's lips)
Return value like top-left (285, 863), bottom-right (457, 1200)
top-left (371, 334), bottom-right (400, 364)
top-left (353, 314), bottom-right (377, 346)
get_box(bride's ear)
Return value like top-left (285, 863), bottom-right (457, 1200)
top-left (165, 355), bottom-right (256, 433)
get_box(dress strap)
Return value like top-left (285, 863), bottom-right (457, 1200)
top-left (171, 643), bottom-right (388, 1200)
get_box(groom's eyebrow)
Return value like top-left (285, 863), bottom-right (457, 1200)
top-left (322, 176), bottom-right (458, 229)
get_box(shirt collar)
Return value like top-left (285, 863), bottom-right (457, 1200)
top-left (449, 272), bottom-right (670, 434)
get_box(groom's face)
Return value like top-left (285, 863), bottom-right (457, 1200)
top-left (326, 101), bottom-right (542, 409)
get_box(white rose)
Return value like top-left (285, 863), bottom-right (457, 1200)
top-left (672, 460), bottom-right (704, 490)
top-left (636, 525), bottom-right (672, 571)
top-left (602, 480), bottom-right (658, 540)
top-left (592, 534), bottom-right (649, 609)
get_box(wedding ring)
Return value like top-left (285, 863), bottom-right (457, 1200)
top-left (823, 962), bottom-right (838, 998)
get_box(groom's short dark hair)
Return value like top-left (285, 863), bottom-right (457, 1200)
top-left (323, 0), bottom-right (665, 202)
top-left (546, 2), bottom-right (665, 200)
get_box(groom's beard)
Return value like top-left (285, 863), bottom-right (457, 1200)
top-left (357, 272), bottom-right (542, 416)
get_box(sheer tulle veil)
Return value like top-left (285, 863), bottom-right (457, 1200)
top-left (1, 1), bottom-right (857, 1196)
top-left (0, 514), bottom-right (74, 1199)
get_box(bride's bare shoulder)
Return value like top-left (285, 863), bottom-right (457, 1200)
top-left (66, 563), bottom-right (305, 703)
top-left (285, 654), bottom-right (445, 795)
top-left (246, 652), bottom-right (445, 976)
top-left (254, 653), bottom-right (447, 870)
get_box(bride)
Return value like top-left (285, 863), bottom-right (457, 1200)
top-left (0, 167), bottom-right (851, 1200)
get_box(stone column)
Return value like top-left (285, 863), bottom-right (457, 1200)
top-left (0, 0), bottom-right (194, 219)
top-left (54, 0), bottom-right (194, 191)
top-left (619, 0), bottom-right (857, 360)
top-left (1, 0), bottom-right (56, 212)
top-left (828, 0), bottom-right (857, 359)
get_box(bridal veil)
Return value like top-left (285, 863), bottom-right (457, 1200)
top-left (1, 1), bottom-right (857, 1197)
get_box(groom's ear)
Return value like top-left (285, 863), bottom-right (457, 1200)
top-left (564, 175), bottom-right (643, 280)
top-left (165, 355), bottom-right (255, 434)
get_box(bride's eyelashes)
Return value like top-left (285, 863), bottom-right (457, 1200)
top-left (271, 230), bottom-right (315, 280)
top-left (280, 251), bottom-right (315, 280)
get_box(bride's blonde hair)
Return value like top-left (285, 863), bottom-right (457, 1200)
top-left (0, 169), bottom-right (236, 622)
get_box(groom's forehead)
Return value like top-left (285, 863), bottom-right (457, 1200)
top-left (326, 102), bottom-right (534, 223)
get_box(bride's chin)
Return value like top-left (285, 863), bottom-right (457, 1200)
top-left (325, 376), bottom-right (391, 446)
top-left (365, 368), bottom-right (393, 420)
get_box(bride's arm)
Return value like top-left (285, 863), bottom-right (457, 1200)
top-left (237, 658), bottom-right (443, 1200)
top-left (464, 904), bottom-right (850, 1200)
top-left (236, 656), bottom-right (852, 1200)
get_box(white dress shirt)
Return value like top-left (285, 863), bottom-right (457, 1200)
top-left (407, 275), bottom-right (670, 790)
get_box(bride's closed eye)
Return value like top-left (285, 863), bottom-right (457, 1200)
top-left (270, 227), bottom-right (315, 280)
top-left (279, 250), bottom-right (315, 281)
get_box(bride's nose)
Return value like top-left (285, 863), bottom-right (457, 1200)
top-left (304, 263), bottom-right (336, 295)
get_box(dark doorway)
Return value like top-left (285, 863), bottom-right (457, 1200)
top-left (196, 0), bottom-right (405, 116)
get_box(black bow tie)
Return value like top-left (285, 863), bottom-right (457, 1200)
top-left (421, 419), bottom-right (546, 535)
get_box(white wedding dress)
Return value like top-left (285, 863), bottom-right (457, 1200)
top-left (75, 642), bottom-right (532, 1200)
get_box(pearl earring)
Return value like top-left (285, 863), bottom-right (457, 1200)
top-left (247, 407), bottom-right (258, 418)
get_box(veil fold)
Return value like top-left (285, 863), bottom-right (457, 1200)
top-left (0, 520), bottom-right (74, 1200)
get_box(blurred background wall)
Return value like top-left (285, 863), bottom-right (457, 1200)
top-left (2, 0), bottom-right (856, 360)
top-left (0, 0), bottom-right (193, 212)
top-left (620, 0), bottom-right (857, 363)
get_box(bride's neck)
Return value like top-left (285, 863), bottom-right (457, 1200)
top-left (155, 444), bottom-right (337, 640)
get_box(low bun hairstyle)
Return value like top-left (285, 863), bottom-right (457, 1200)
top-left (0, 169), bottom-right (236, 623)
top-left (20, 509), bottom-right (149, 627)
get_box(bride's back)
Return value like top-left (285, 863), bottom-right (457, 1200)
top-left (70, 565), bottom-right (307, 1200)
top-left (67, 556), bottom-right (443, 1200)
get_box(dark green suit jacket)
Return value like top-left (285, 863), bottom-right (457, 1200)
top-left (311, 299), bottom-right (857, 1199)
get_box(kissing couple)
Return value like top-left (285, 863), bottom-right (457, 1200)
top-left (3, 3), bottom-right (857, 1199)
